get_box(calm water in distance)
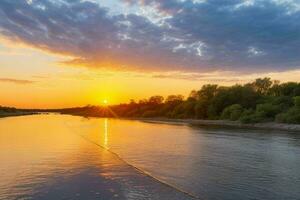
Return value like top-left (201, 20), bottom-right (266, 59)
top-left (1, 114), bottom-right (300, 200)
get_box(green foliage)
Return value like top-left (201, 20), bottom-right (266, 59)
top-left (276, 96), bottom-right (300, 124)
top-left (272, 82), bottom-right (299, 96)
top-left (271, 96), bottom-right (293, 109)
top-left (239, 109), bottom-right (263, 123)
top-left (293, 84), bottom-right (300, 96)
top-left (182, 100), bottom-right (196, 118)
top-left (56, 78), bottom-right (300, 124)
top-left (221, 104), bottom-right (243, 121)
top-left (209, 85), bottom-right (259, 115)
top-left (195, 99), bottom-right (208, 119)
top-left (255, 103), bottom-right (281, 119)
top-left (251, 77), bottom-right (273, 95)
top-left (239, 103), bottom-right (281, 123)
top-left (276, 107), bottom-right (300, 124)
top-left (142, 110), bottom-right (158, 118)
top-left (294, 96), bottom-right (300, 108)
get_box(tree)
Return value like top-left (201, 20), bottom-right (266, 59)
top-left (251, 77), bottom-right (273, 95)
top-left (188, 90), bottom-right (198, 100)
top-left (148, 96), bottom-right (164, 105)
top-left (195, 99), bottom-right (208, 119)
top-left (293, 84), bottom-right (300, 96)
top-left (56, 77), bottom-right (300, 124)
top-left (165, 95), bottom-right (184, 103)
top-left (182, 98), bottom-right (197, 118)
top-left (278, 82), bottom-right (298, 96)
top-left (197, 84), bottom-right (218, 100)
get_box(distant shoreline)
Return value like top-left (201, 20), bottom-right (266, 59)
top-left (0, 112), bottom-right (37, 118)
top-left (57, 113), bottom-right (300, 132)
top-left (2, 112), bottom-right (299, 132)
top-left (132, 118), bottom-right (300, 132)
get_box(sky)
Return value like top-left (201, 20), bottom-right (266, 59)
top-left (0, 0), bottom-right (300, 108)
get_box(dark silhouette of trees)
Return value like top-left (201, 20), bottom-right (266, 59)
top-left (251, 77), bottom-right (273, 95)
top-left (148, 96), bottom-right (164, 105)
top-left (9, 77), bottom-right (298, 124)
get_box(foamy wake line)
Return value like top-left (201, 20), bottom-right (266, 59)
top-left (65, 121), bottom-right (199, 199)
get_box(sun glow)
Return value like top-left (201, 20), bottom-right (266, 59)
top-left (103, 99), bottom-right (108, 105)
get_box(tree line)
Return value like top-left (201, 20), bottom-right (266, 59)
top-left (59, 78), bottom-right (300, 124)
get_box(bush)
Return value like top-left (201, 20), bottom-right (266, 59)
top-left (221, 104), bottom-right (243, 121)
top-left (271, 96), bottom-right (293, 109)
top-left (294, 96), bottom-right (300, 108)
top-left (255, 103), bottom-right (280, 119)
top-left (276, 107), bottom-right (300, 124)
top-left (239, 109), bottom-right (263, 123)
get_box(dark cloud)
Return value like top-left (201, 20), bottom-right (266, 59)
top-left (0, 0), bottom-right (300, 73)
top-left (0, 78), bottom-right (35, 84)
top-left (165, 0), bottom-right (300, 71)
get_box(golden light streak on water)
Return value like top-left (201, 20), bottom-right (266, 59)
top-left (104, 118), bottom-right (108, 148)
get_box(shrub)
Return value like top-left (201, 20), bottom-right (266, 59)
top-left (239, 109), bottom-right (263, 123)
top-left (271, 96), bottom-right (293, 109)
top-left (255, 103), bottom-right (280, 119)
top-left (294, 96), bottom-right (300, 108)
top-left (221, 104), bottom-right (243, 121)
top-left (276, 107), bottom-right (300, 124)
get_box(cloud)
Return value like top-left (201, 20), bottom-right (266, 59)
top-left (0, 0), bottom-right (300, 73)
top-left (0, 78), bottom-right (35, 84)
top-left (151, 72), bottom-right (249, 82)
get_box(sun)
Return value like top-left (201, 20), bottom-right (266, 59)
top-left (103, 99), bottom-right (108, 105)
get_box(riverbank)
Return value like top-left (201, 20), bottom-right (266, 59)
top-left (47, 111), bottom-right (300, 132)
top-left (134, 118), bottom-right (300, 132)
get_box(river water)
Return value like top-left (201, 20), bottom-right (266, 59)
top-left (0, 114), bottom-right (299, 200)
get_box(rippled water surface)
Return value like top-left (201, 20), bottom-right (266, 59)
top-left (1, 114), bottom-right (300, 200)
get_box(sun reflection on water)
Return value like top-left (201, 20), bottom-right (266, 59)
top-left (104, 118), bottom-right (108, 148)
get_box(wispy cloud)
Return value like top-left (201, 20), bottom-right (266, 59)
top-left (0, 78), bottom-right (35, 84)
top-left (31, 75), bottom-right (49, 79)
top-left (151, 72), bottom-right (249, 82)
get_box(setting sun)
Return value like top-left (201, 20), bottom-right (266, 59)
top-left (103, 99), bottom-right (108, 105)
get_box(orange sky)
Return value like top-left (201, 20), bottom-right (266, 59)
top-left (0, 40), bottom-right (300, 109)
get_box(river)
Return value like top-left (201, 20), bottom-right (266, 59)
top-left (0, 114), bottom-right (299, 200)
